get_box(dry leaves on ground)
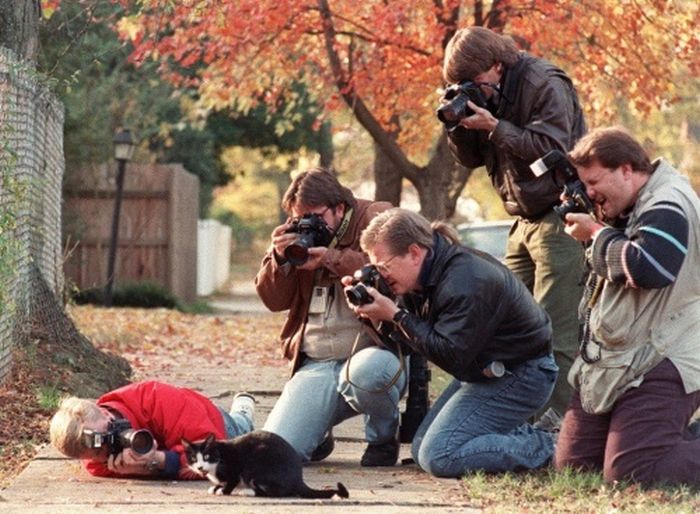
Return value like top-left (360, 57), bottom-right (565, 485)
top-left (67, 305), bottom-right (287, 377)
top-left (0, 305), bottom-right (287, 488)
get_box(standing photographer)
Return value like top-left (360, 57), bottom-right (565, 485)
top-left (256, 167), bottom-right (405, 466)
top-left (49, 380), bottom-right (255, 479)
top-left (555, 127), bottom-right (700, 485)
top-left (441, 26), bottom-right (586, 422)
top-left (345, 208), bottom-right (557, 477)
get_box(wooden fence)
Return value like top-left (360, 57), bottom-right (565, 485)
top-left (63, 162), bottom-right (199, 303)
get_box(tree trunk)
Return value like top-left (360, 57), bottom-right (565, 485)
top-left (411, 135), bottom-right (474, 220)
top-left (372, 123), bottom-right (402, 206)
top-left (0, 0), bottom-right (41, 61)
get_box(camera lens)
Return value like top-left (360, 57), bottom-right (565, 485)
top-left (345, 283), bottom-right (373, 306)
top-left (284, 231), bottom-right (317, 265)
top-left (121, 429), bottom-right (155, 455)
top-left (284, 242), bottom-right (310, 265)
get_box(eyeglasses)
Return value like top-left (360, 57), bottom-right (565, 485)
top-left (375, 254), bottom-right (399, 275)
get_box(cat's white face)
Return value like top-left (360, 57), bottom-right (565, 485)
top-left (187, 451), bottom-right (220, 482)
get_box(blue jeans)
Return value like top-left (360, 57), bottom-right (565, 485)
top-left (219, 407), bottom-right (254, 438)
top-left (263, 346), bottom-right (406, 461)
top-left (411, 354), bottom-right (558, 477)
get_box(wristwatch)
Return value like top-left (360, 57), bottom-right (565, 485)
top-left (146, 458), bottom-right (160, 472)
top-left (392, 308), bottom-right (409, 327)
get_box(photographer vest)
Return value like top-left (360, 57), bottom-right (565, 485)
top-left (301, 207), bottom-right (372, 361)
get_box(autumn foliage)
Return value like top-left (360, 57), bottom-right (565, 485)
top-left (118, 1), bottom-right (698, 148)
top-left (41, 1), bottom-right (700, 218)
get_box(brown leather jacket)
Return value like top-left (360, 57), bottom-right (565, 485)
top-left (448, 54), bottom-right (586, 219)
top-left (255, 198), bottom-right (393, 374)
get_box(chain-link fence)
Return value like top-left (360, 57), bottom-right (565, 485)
top-left (0, 47), bottom-right (64, 382)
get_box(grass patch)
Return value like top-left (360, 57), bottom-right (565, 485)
top-left (456, 466), bottom-right (700, 513)
top-left (36, 384), bottom-right (62, 410)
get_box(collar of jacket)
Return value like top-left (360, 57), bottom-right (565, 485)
top-left (496, 53), bottom-right (532, 117)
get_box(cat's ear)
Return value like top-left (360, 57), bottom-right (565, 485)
top-left (181, 438), bottom-right (192, 449)
top-left (204, 433), bottom-right (216, 445)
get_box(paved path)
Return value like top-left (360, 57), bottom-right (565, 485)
top-left (1, 289), bottom-right (481, 513)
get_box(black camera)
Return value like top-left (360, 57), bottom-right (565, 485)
top-left (345, 264), bottom-right (393, 306)
top-left (529, 149), bottom-right (596, 221)
top-left (436, 81), bottom-right (488, 130)
top-left (284, 213), bottom-right (334, 266)
top-left (82, 418), bottom-right (155, 455)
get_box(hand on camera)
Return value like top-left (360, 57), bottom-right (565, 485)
top-left (458, 101), bottom-right (498, 132)
top-left (564, 213), bottom-right (604, 242)
top-left (270, 222), bottom-right (296, 260)
top-left (345, 284), bottom-right (398, 324)
top-left (107, 447), bottom-right (159, 476)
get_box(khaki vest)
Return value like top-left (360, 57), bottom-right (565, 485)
top-left (571, 159), bottom-right (700, 413)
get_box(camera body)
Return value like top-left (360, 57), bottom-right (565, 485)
top-left (83, 418), bottom-right (155, 455)
top-left (345, 264), bottom-right (393, 306)
top-left (284, 212), bottom-right (334, 266)
top-left (529, 149), bottom-right (596, 221)
top-left (436, 81), bottom-right (488, 130)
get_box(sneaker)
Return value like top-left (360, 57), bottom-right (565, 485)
top-left (533, 407), bottom-right (563, 432)
top-left (230, 392), bottom-right (256, 423)
top-left (310, 430), bottom-right (335, 462)
top-left (686, 418), bottom-right (700, 439)
top-left (360, 438), bottom-right (399, 467)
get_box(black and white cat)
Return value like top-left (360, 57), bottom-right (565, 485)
top-left (182, 431), bottom-right (349, 499)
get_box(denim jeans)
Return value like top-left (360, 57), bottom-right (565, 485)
top-left (505, 211), bottom-right (584, 415)
top-left (411, 354), bottom-right (558, 477)
top-left (219, 407), bottom-right (254, 438)
top-left (263, 346), bottom-right (406, 461)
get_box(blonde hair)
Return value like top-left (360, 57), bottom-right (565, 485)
top-left (50, 397), bottom-right (103, 458)
top-left (360, 208), bottom-right (460, 255)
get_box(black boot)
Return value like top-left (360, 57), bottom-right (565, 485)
top-left (360, 438), bottom-right (399, 467)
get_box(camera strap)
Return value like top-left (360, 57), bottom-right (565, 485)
top-left (328, 207), bottom-right (353, 250)
top-left (343, 320), bottom-right (406, 394)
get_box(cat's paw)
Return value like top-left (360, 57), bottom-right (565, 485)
top-left (207, 485), bottom-right (223, 495)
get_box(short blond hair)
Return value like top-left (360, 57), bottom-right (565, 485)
top-left (50, 397), bottom-right (103, 458)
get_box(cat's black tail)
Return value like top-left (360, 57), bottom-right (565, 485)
top-left (300, 481), bottom-right (349, 499)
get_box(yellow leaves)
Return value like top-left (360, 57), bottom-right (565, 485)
top-left (40, 0), bottom-right (59, 20)
top-left (117, 14), bottom-right (144, 42)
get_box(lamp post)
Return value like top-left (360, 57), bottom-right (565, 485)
top-left (104, 128), bottom-right (135, 307)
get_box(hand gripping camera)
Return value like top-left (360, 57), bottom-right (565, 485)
top-left (83, 418), bottom-right (155, 455)
top-left (530, 149), bottom-right (596, 221)
top-left (284, 213), bottom-right (334, 266)
top-left (345, 264), bottom-right (394, 306)
top-left (436, 80), bottom-right (489, 131)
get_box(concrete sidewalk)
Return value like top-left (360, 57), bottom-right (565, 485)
top-left (1, 359), bottom-right (479, 513)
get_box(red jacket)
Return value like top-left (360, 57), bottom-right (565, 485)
top-left (83, 381), bottom-right (226, 480)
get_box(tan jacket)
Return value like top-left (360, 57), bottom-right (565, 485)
top-left (255, 198), bottom-right (392, 374)
top-left (571, 160), bottom-right (700, 413)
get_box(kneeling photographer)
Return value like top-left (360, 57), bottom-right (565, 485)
top-left (343, 208), bottom-right (558, 478)
top-left (50, 381), bottom-right (255, 479)
top-left (555, 127), bottom-right (700, 486)
top-left (256, 168), bottom-right (406, 467)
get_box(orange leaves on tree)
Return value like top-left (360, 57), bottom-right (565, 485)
top-left (117, 0), bottom-right (698, 166)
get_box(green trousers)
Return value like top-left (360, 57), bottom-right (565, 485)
top-left (504, 210), bottom-right (585, 416)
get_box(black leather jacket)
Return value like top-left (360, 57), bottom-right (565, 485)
top-left (391, 234), bottom-right (552, 382)
top-left (447, 54), bottom-right (586, 219)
